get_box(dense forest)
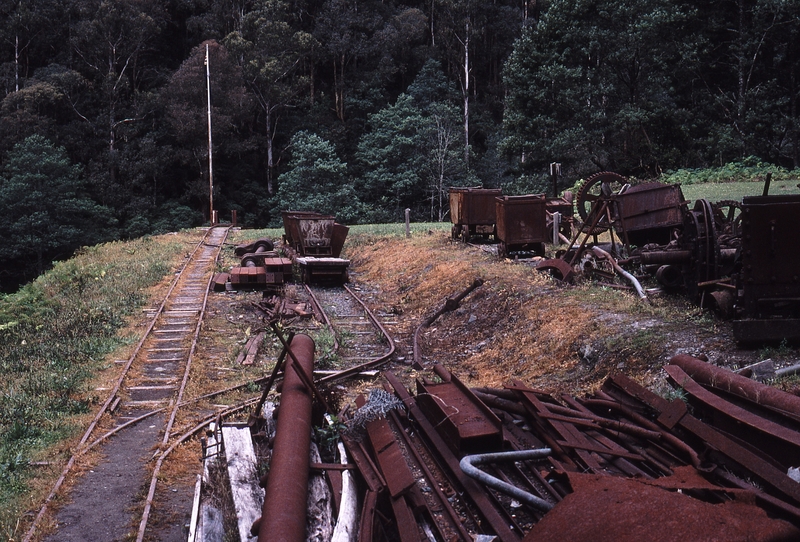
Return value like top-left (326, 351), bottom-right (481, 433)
top-left (0, 0), bottom-right (798, 290)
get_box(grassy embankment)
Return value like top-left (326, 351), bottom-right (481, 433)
top-left (0, 231), bottom-right (201, 539)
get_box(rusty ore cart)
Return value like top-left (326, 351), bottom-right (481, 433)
top-left (615, 182), bottom-right (688, 246)
top-left (495, 194), bottom-right (548, 258)
top-left (449, 187), bottom-right (502, 241)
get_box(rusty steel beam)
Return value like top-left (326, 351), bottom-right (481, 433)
top-left (670, 354), bottom-right (800, 420)
top-left (664, 364), bottom-right (800, 467)
top-left (258, 334), bottom-right (315, 542)
top-left (606, 374), bottom-right (800, 507)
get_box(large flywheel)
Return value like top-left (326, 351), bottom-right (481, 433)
top-left (574, 171), bottom-right (628, 222)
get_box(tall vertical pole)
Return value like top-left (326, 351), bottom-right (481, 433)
top-left (205, 44), bottom-right (214, 223)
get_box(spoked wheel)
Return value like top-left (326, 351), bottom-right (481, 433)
top-left (712, 200), bottom-right (742, 237)
top-left (681, 198), bottom-right (720, 302)
top-left (575, 172), bottom-right (628, 222)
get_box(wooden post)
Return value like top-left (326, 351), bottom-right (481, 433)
top-left (405, 208), bottom-right (411, 238)
top-left (552, 212), bottom-right (560, 245)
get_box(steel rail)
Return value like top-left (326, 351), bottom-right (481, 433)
top-left (310, 283), bottom-right (396, 384)
top-left (22, 226), bottom-right (221, 542)
top-left (136, 226), bottom-right (230, 541)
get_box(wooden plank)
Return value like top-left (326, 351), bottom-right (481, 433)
top-left (187, 474), bottom-right (202, 542)
top-left (222, 424), bottom-right (264, 542)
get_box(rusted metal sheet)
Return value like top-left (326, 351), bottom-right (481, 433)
top-left (664, 363), bottom-right (800, 467)
top-left (523, 470), bottom-right (800, 542)
top-left (258, 334), bottom-right (315, 542)
top-left (365, 416), bottom-right (415, 497)
top-left (416, 368), bottom-right (503, 454)
top-left (495, 194), bottom-right (548, 257)
top-left (605, 373), bottom-right (800, 507)
top-left (384, 371), bottom-right (522, 542)
top-left (734, 194), bottom-right (800, 342)
top-left (615, 182), bottom-right (686, 245)
top-left (331, 223), bottom-right (349, 258)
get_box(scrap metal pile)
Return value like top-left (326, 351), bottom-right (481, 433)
top-left (252, 348), bottom-right (800, 541)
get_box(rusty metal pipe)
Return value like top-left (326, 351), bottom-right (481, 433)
top-left (592, 246), bottom-right (647, 300)
top-left (640, 250), bottom-right (692, 265)
top-left (670, 354), bottom-right (800, 418)
top-left (259, 334), bottom-right (315, 542)
top-left (413, 278), bottom-right (484, 368)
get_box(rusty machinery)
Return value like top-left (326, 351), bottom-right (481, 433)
top-left (214, 238), bottom-right (294, 291)
top-left (495, 194), bottom-right (550, 258)
top-left (449, 187), bottom-right (502, 242)
top-left (540, 171), bottom-right (799, 343)
top-left (449, 187), bottom-right (574, 248)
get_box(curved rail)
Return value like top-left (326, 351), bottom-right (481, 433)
top-left (303, 283), bottom-right (396, 384)
top-left (22, 227), bottom-right (229, 542)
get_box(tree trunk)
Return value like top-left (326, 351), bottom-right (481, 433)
top-left (463, 18), bottom-right (470, 168)
top-left (266, 104), bottom-right (274, 195)
top-left (15, 34), bottom-right (20, 93)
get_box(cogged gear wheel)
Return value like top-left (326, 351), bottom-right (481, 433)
top-left (574, 171), bottom-right (628, 222)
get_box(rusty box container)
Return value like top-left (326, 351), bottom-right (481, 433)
top-left (281, 211), bottom-right (336, 256)
top-left (733, 194), bottom-right (800, 343)
top-left (495, 194), bottom-right (548, 257)
top-left (614, 182), bottom-right (687, 246)
top-left (449, 187), bottom-right (502, 240)
top-left (331, 223), bottom-right (349, 258)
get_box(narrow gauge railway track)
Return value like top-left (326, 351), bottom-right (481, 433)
top-left (301, 283), bottom-right (396, 383)
top-left (25, 226), bottom-right (230, 542)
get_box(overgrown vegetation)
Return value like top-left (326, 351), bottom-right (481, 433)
top-left (0, 231), bottom-right (198, 538)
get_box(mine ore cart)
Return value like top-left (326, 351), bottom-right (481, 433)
top-left (281, 211), bottom-right (336, 256)
top-left (614, 182), bottom-right (688, 247)
top-left (281, 210), bottom-right (349, 258)
top-left (495, 194), bottom-right (548, 258)
top-left (732, 194), bottom-right (800, 343)
top-left (449, 187), bottom-right (502, 241)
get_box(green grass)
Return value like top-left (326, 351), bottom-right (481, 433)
top-left (0, 231), bottom-right (198, 539)
top-left (231, 222), bottom-right (452, 255)
top-left (681, 179), bottom-right (800, 204)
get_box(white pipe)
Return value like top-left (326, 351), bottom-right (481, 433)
top-left (591, 246), bottom-right (648, 301)
top-left (459, 449), bottom-right (554, 512)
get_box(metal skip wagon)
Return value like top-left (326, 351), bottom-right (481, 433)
top-left (449, 187), bottom-right (502, 241)
top-left (495, 194), bottom-right (548, 258)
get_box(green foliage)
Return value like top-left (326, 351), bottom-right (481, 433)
top-left (271, 131), bottom-right (363, 224)
top-left (659, 158), bottom-right (795, 185)
top-left (501, 0), bottom-right (690, 177)
top-left (0, 135), bottom-right (117, 286)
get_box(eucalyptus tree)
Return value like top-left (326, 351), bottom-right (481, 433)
top-left (224, 0), bottom-right (315, 195)
top-left (682, 0), bottom-right (800, 166)
top-left (162, 40), bottom-right (255, 220)
top-left (501, 0), bottom-right (691, 177)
